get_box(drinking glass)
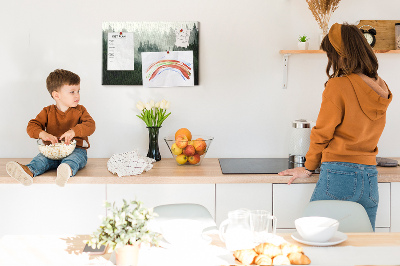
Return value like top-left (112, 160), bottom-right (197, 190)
top-left (250, 210), bottom-right (277, 244)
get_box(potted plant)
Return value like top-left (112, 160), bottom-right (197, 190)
top-left (88, 200), bottom-right (160, 266)
top-left (298, 35), bottom-right (310, 50)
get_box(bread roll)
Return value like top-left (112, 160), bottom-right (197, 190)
top-left (254, 243), bottom-right (282, 257)
top-left (233, 249), bottom-right (258, 265)
top-left (287, 252), bottom-right (311, 265)
top-left (279, 243), bottom-right (303, 256)
top-left (272, 255), bottom-right (290, 265)
top-left (254, 254), bottom-right (273, 265)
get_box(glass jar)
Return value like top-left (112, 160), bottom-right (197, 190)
top-left (395, 23), bottom-right (400, 50)
top-left (289, 119), bottom-right (312, 167)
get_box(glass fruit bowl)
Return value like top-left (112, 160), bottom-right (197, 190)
top-left (37, 139), bottom-right (76, 160)
top-left (164, 136), bottom-right (213, 165)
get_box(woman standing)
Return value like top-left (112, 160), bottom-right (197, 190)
top-left (278, 23), bottom-right (392, 230)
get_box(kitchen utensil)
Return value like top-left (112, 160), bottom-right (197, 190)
top-left (289, 119), bottom-right (312, 168)
top-left (219, 210), bottom-right (254, 251)
top-left (250, 210), bottom-right (277, 244)
top-left (295, 216), bottom-right (339, 242)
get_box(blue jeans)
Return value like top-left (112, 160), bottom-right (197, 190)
top-left (27, 148), bottom-right (87, 177)
top-left (310, 162), bottom-right (379, 230)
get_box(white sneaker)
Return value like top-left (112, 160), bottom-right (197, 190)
top-left (6, 161), bottom-right (33, 186)
top-left (56, 163), bottom-right (72, 187)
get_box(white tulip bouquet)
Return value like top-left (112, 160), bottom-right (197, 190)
top-left (136, 99), bottom-right (171, 127)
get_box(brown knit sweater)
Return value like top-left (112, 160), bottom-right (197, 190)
top-left (27, 105), bottom-right (96, 149)
top-left (305, 73), bottom-right (392, 170)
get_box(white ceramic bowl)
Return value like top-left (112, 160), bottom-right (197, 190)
top-left (295, 216), bottom-right (339, 242)
top-left (160, 219), bottom-right (204, 246)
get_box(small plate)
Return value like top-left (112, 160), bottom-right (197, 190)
top-left (291, 231), bottom-right (347, 246)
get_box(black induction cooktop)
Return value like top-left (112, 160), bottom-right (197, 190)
top-left (218, 158), bottom-right (292, 174)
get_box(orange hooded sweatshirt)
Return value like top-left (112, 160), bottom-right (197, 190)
top-left (305, 73), bottom-right (392, 170)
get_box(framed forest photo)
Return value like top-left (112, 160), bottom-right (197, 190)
top-left (102, 21), bottom-right (199, 86)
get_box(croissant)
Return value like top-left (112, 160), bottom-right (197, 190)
top-left (233, 249), bottom-right (258, 265)
top-left (254, 254), bottom-right (273, 265)
top-left (279, 242), bottom-right (303, 256)
top-left (287, 252), bottom-right (311, 265)
top-left (254, 243), bottom-right (282, 257)
top-left (272, 255), bottom-right (291, 265)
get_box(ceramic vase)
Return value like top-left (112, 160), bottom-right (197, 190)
top-left (115, 243), bottom-right (140, 266)
top-left (297, 41), bottom-right (309, 50)
top-left (147, 126), bottom-right (161, 161)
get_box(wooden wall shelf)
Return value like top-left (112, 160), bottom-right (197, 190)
top-left (280, 49), bottom-right (400, 89)
top-left (280, 50), bottom-right (400, 54)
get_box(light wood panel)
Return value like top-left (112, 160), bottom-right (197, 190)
top-left (357, 20), bottom-right (400, 50)
top-left (1, 158), bottom-right (399, 184)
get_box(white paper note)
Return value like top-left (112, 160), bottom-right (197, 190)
top-left (107, 32), bottom-right (134, 70)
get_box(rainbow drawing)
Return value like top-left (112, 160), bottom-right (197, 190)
top-left (145, 60), bottom-right (192, 81)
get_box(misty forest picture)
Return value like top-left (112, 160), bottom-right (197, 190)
top-left (102, 21), bottom-right (199, 85)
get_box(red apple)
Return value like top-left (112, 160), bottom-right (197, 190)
top-left (175, 135), bottom-right (188, 149)
top-left (193, 138), bottom-right (207, 152)
top-left (196, 149), bottom-right (206, 156)
top-left (183, 145), bottom-right (196, 156)
top-left (188, 154), bottom-right (201, 164)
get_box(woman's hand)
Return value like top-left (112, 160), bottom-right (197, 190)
top-left (39, 131), bottom-right (58, 145)
top-left (278, 167), bottom-right (312, 185)
top-left (59, 129), bottom-right (75, 145)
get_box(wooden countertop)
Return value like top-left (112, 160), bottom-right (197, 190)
top-left (1, 158), bottom-right (399, 185)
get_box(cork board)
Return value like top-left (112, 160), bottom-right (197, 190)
top-left (357, 20), bottom-right (400, 50)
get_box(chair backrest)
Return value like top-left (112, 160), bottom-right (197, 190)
top-left (153, 203), bottom-right (217, 233)
top-left (302, 200), bottom-right (373, 232)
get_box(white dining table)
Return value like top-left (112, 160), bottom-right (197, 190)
top-left (0, 233), bottom-right (399, 266)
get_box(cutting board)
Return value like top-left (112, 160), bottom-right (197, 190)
top-left (357, 20), bottom-right (400, 50)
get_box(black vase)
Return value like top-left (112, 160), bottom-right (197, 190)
top-left (146, 126), bottom-right (161, 161)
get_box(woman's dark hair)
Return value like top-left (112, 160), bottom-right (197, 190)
top-left (320, 23), bottom-right (378, 80)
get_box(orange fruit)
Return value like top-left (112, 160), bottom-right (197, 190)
top-left (175, 128), bottom-right (192, 141)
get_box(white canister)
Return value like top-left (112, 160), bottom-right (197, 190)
top-left (289, 119), bottom-right (312, 166)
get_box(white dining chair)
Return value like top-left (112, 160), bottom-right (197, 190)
top-left (153, 203), bottom-right (217, 233)
top-left (301, 200), bottom-right (373, 232)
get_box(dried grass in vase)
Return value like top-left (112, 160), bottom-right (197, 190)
top-left (306, 0), bottom-right (341, 35)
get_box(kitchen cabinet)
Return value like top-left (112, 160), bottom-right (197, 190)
top-left (107, 184), bottom-right (215, 219)
top-left (0, 184), bottom-right (106, 237)
top-left (391, 183), bottom-right (400, 232)
top-left (272, 183), bottom-right (391, 230)
top-left (215, 184), bottom-right (273, 226)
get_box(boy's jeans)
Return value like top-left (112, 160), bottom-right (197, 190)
top-left (27, 148), bottom-right (87, 177)
top-left (310, 161), bottom-right (379, 230)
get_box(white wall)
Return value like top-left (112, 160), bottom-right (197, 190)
top-left (1, 0), bottom-right (398, 159)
